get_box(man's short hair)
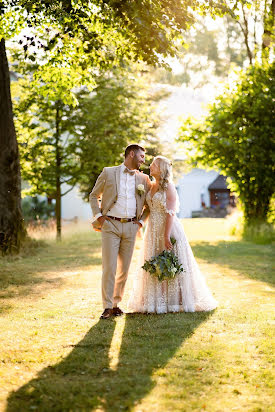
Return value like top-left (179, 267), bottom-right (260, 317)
top-left (124, 144), bottom-right (145, 158)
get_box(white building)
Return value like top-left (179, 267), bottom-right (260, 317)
top-left (176, 168), bottom-right (219, 218)
top-left (61, 184), bottom-right (91, 221)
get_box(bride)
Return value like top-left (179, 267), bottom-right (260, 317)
top-left (128, 156), bottom-right (218, 313)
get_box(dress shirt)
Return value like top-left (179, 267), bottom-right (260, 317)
top-left (107, 164), bottom-right (136, 218)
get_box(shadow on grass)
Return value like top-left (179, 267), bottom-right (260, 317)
top-left (0, 235), bottom-right (102, 308)
top-left (6, 311), bottom-right (212, 411)
top-left (191, 240), bottom-right (275, 286)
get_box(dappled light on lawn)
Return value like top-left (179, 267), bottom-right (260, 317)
top-left (0, 219), bottom-right (274, 411)
top-left (108, 317), bottom-right (126, 371)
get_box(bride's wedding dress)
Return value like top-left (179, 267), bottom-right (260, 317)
top-left (128, 189), bottom-right (218, 313)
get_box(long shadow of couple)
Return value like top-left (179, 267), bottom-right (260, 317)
top-left (7, 311), bottom-right (213, 411)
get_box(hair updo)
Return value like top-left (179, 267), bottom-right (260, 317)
top-left (154, 156), bottom-right (173, 191)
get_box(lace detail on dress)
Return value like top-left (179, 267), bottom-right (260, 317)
top-left (127, 189), bottom-right (218, 313)
top-left (166, 209), bottom-right (176, 216)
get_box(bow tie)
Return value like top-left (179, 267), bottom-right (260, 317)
top-left (124, 167), bottom-right (136, 176)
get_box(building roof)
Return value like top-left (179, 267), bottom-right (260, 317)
top-left (208, 174), bottom-right (229, 190)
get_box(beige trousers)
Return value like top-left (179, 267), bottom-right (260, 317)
top-left (101, 218), bottom-right (139, 309)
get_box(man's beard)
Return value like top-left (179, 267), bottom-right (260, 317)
top-left (133, 155), bottom-right (140, 170)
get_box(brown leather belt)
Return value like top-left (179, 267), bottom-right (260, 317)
top-left (108, 216), bottom-right (136, 223)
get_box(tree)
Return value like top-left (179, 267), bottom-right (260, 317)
top-left (178, 62), bottom-right (275, 224)
top-left (149, 1), bottom-right (274, 88)
top-left (222, 0), bottom-right (274, 64)
top-left (14, 83), bottom-right (82, 240)
top-left (11, 45), bottom-right (91, 240)
top-left (0, 38), bottom-right (26, 254)
top-left (14, 67), bottom-right (162, 238)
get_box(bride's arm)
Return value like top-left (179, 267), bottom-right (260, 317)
top-left (164, 183), bottom-right (177, 250)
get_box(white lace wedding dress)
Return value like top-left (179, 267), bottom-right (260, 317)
top-left (128, 189), bottom-right (218, 313)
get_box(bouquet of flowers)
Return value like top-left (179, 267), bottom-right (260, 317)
top-left (142, 238), bottom-right (184, 282)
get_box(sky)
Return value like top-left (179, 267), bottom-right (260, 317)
top-left (156, 15), bottom-right (228, 146)
top-left (156, 72), bottom-right (226, 149)
top-left (157, 85), bottom-right (210, 142)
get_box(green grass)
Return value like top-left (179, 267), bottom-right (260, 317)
top-left (0, 219), bottom-right (274, 411)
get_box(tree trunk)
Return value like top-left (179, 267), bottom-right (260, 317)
top-left (0, 38), bottom-right (25, 254)
top-left (55, 102), bottom-right (61, 241)
top-left (262, 0), bottom-right (275, 60)
top-left (241, 4), bottom-right (253, 65)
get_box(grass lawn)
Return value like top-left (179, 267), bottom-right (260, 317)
top-left (0, 219), bottom-right (274, 412)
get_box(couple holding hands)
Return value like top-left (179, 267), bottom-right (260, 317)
top-left (89, 144), bottom-right (217, 319)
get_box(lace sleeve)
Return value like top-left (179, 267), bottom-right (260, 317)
top-left (165, 184), bottom-right (179, 216)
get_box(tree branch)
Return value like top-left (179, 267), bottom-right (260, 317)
top-left (61, 184), bottom-right (76, 197)
top-left (60, 177), bottom-right (75, 184)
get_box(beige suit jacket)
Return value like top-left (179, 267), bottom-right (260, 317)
top-left (89, 165), bottom-right (151, 231)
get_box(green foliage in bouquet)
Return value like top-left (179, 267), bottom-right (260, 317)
top-left (142, 238), bottom-right (184, 282)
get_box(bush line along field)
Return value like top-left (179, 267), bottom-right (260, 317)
top-left (0, 219), bottom-right (274, 411)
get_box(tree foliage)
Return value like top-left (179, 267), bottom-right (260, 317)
top-left (21, 196), bottom-right (54, 222)
top-left (13, 66), bottom-right (162, 237)
top-left (1, 0), bottom-right (229, 70)
top-left (14, 84), bottom-right (81, 198)
top-left (179, 62), bottom-right (275, 224)
top-left (63, 70), bottom-right (164, 199)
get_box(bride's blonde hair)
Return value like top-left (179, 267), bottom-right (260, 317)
top-left (154, 156), bottom-right (173, 191)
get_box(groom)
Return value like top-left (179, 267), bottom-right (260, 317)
top-left (89, 144), bottom-right (151, 319)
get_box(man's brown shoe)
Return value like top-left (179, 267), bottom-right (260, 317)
top-left (113, 307), bottom-right (124, 316)
top-left (100, 308), bottom-right (113, 319)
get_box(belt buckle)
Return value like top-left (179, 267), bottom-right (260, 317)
top-left (120, 218), bottom-right (128, 223)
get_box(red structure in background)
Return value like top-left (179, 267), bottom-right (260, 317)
top-left (208, 175), bottom-right (236, 209)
